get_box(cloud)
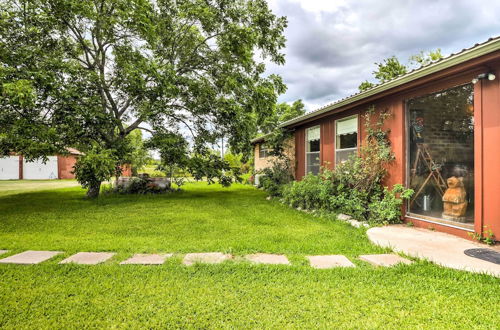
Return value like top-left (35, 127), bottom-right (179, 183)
top-left (266, 0), bottom-right (500, 112)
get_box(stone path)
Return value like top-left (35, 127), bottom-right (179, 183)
top-left (0, 250), bottom-right (8, 256)
top-left (0, 250), bottom-right (416, 270)
top-left (245, 253), bottom-right (290, 265)
top-left (359, 254), bottom-right (413, 267)
top-left (0, 250), bottom-right (62, 264)
top-left (60, 252), bottom-right (116, 265)
top-left (367, 225), bottom-right (500, 277)
top-left (121, 253), bottom-right (173, 265)
top-left (307, 255), bottom-right (355, 269)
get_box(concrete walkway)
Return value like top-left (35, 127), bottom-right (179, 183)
top-left (367, 225), bottom-right (500, 277)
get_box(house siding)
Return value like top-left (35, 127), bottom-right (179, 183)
top-left (253, 138), bottom-right (296, 174)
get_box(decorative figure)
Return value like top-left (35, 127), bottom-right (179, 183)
top-left (412, 116), bottom-right (425, 143)
top-left (442, 176), bottom-right (468, 222)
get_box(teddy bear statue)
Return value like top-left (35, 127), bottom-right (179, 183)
top-left (442, 176), bottom-right (468, 222)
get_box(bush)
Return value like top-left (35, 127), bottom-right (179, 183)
top-left (368, 184), bottom-right (414, 224)
top-left (259, 158), bottom-right (294, 197)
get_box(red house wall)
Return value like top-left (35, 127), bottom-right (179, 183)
top-left (293, 54), bottom-right (500, 240)
top-left (57, 155), bottom-right (78, 179)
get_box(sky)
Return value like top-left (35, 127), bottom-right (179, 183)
top-left (265, 0), bottom-right (500, 112)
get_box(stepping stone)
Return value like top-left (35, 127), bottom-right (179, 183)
top-left (307, 255), bottom-right (355, 269)
top-left (60, 252), bottom-right (115, 265)
top-left (0, 250), bottom-right (62, 264)
top-left (120, 253), bottom-right (173, 265)
top-left (183, 252), bottom-right (232, 266)
top-left (0, 250), bottom-right (8, 256)
top-left (359, 254), bottom-right (413, 267)
top-left (245, 253), bottom-right (290, 265)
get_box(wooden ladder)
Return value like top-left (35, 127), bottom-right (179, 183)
top-left (409, 143), bottom-right (447, 207)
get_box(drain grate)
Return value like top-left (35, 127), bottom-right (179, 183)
top-left (464, 248), bottom-right (500, 265)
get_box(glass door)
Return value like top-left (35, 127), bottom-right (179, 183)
top-left (407, 84), bottom-right (474, 224)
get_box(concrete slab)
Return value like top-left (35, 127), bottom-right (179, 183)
top-left (120, 253), bottom-right (173, 265)
top-left (307, 255), bottom-right (355, 269)
top-left (0, 250), bottom-right (8, 256)
top-left (359, 254), bottom-right (413, 267)
top-left (183, 252), bottom-right (232, 266)
top-left (245, 253), bottom-right (290, 265)
top-left (60, 252), bottom-right (115, 265)
top-left (367, 225), bottom-right (500, 277)
top-left (0, 250), bottom-right (62, 264)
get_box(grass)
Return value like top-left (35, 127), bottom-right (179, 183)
top-left (0, 182), bottom-right (379, 255)
top-left (0, 181), bottom-right (499, 328)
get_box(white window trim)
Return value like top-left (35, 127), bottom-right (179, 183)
top-left (305, 125), bottom-right (321, 174)
top-left (259, 143), bottom-right (269, 159)
top-left (335, 115), bottom-right (358, 165)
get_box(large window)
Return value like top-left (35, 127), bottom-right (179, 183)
top-left (306, 126), bottom-right (320, 175)
top-left (407, 84), bottom-right (474, 224)
top-left (335, 115), bottom-right (358, 164)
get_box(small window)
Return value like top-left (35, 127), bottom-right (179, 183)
top-left (259, 143), bottom-right (270, 158)
top-left (335, 115), bottom-right (358, 164)
top-left (306, 126), bottom-right (321, 175)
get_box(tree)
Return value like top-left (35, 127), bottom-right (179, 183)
top-left (0, 0), bottom-right (287, 197)
top-left (409, 49), bottom-right (443, 67)
top-left (125, 130), bottom-right (150, 177)
top-left (358, 50), bottom-right (443, 92)
top-left (373, 56), bottom-right (408, 83)
top-left (73, 147), bottom-right (117, 198)
top-left (145, 131), bottom-right (189, 186)
top-left (276, 99), bottom-right (305, 123)
top-left (260, 99), bottom-right (305, 134)
top-left (358, 80), bottom-right (375, 92)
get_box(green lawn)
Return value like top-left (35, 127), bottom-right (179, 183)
top-left (0, 181), bottom-right (499, 328)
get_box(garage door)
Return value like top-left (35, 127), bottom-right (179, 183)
top-left (0, 156), bottom-right (20, 180)
top-left (23, 156), bottom-right (59, 180)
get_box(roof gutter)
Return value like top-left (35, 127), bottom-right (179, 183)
top-left (279, 38), bottom-right (500, 128)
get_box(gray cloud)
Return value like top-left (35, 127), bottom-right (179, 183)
top-left (266, 0), bottom-right (500, 111)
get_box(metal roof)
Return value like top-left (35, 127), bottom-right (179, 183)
top-left (279, 36), bottom-right (500, 128)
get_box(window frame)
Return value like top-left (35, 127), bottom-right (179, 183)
top-left (305, 125), bottom-right (321, 175)
top-left (259, 143), bottom-right (270, 159)
top-left (335, 114), bottom-right (359, 165)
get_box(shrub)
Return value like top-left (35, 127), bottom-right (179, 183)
top-left (259, 158), bottom-right (294, 197)
top-left (368, 184), bottom-right (414, 224)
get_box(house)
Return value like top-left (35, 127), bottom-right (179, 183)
top-left (0, 148), bottom-right (132, 180)
top-left (253, 37), bottom-right (500, 240)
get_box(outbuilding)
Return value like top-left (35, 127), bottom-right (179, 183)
top-left (253, 37), bottom-right (500, 240)
top-left (0, 148), bottom-right (82, 180)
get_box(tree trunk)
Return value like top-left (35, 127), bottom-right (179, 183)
top-left (86, 181), bottom-right (102, 198)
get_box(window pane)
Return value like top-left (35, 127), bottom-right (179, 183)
top-left (308, 138), bottom-right (320, 152)
top-left (337, 133), bottom-right (357, 149)
top-left (336, 149), bottom-right (356, 164)
top-left (407, 84), bottom-right (474, 224)
top-left (306, 152), bottom-right (320, 175)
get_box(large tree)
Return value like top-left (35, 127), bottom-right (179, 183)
top-left (0, 0), bottom-right (287, 197)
